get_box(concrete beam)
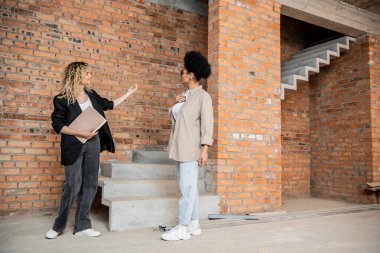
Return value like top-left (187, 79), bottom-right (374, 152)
top-left (277, 0), bottom-right (380, 37)
top-left (145, 0), bottom-right (208, 16)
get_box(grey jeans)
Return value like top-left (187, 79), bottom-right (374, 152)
top-left (53, 135), bottom-right (100, 233)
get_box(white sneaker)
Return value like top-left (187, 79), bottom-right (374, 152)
top-left (74, 228), bottom-right (101, 237)
top-left (161, 225), bottom-right (191, 241)
top-left (45, 229), bottom-right (60, 239)
top-left (188, 220), bottom-right (202, 236)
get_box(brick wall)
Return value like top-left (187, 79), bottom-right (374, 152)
top-left (0, 0), bottom-right (207, 214)
top-left (309, 36), bottom-right (374, 203)
top-left (369, 34), bottom-right (380, 184)
top-left (208, 0), bottom-right (282, 214)
top-left (280, 16), bottom-right (347, 198)
top-left (2, 0), bottom-right (379, 215)
top-left (280, 16), bottom-right (311, 198)
top-left (280, 16), bottom-right (309, 62)
top-left (281, 82), bottom-right (310, 197)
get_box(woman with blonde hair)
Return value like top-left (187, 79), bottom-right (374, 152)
top-left (45, 62), bottom-right (137, 239)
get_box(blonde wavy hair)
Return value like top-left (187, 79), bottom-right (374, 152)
top-left (59, 62), bottom-right (91, 104)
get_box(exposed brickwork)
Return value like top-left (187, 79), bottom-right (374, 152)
top-left (280, 16), bottom-right (312, 198)
top-left (1, 0), bottom-right (379, 215)
top-left (369, 34), bottom-right (380, 184)
top-left (0, 0), bottom-right (207, 213)
top-left (309, 36), bottom-right (374, 203)
top-left (281, 81), bottom-right (310, 197)
top-left (280, 16), bottom-right (346, 199)
top-left (280, 16), bottom-right (309, 62)
top-left (208, 0), bottom-right (282, 214)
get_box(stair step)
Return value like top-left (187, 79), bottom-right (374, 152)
top-left (105, 194), bottom-right (220, 231)
top-left (280, 37), bottom-right (356, 100)
top-left (292, 43), bottom-right (340, 60)
top-left (132, 150), bottom-right (174, 164)
top-left (98, 176), bottom-right (206, 199)
top-left (299, 36), bottom-right (354, 54)
top-left (281, 75), bottom-right (295, 86)
top-left (282, 58), bottom-right (318, 71)
top-left (281, 66), bottom-right (319, 77)
top-left (282, 57), bottom-right (331, 72)
top-left (281, 74), bottom-right (308, 87)
top-left (100, 162), bottom-right (206, 179)
top-left (284, 37), bottom-right (355, 67)
top-left (284, 50), bottom-right (333, 66)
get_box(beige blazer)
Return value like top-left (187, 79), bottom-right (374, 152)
top-left (168, 86), bottom-right (214, 162)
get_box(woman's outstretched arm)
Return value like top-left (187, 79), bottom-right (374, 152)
top-left (113, 84), bottom-right (138, 108)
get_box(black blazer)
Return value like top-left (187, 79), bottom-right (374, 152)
top-left (51, 89), bottom-right (115, 166)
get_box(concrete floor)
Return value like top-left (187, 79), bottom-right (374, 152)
top-left (1, 198), bottom-right (379, 253)
top-left (281, 197), bottom-right (360, 212)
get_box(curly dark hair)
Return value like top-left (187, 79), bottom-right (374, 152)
top-left (184, 51), bottom-right (211, 81)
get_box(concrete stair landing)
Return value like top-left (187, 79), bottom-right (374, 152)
top-left (98, 150), bottom-right (220, 231)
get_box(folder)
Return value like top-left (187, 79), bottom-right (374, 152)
top-left (68, 106), bottom-right (107, 143)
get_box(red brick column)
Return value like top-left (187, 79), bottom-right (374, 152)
top-left (208, 0), bottom-right (282, 213)
top-left (369, 34), bottom-right (380, 185)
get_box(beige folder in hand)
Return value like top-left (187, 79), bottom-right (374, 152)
top-left (68, 106), bottom-right (107, 143)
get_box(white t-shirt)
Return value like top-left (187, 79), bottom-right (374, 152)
top-left (171, 90), bottom-right (189, 121)
top-left (79, 97), bottom-right (93, 111)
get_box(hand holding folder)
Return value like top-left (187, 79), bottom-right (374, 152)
top-left (68, 106), bottom-right (107, 143)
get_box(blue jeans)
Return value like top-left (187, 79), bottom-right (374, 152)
top-left (176, 161), bottom-right (199, 226)
top-left (52, 135), bottom-right (100, 233)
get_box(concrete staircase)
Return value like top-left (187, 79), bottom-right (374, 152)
top-left (98, 150), bottom-right (220, 231)
top-left (281, 36), bottom-right (356, 99)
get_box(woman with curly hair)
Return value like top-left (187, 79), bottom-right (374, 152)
top-left (161, 51), bottom-right (213, 241)
top-left (45, 62), bottom-right (137, 239)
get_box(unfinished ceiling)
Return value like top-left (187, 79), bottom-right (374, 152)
top-left (195, 0), bottom-right (380, 15)
top-left (340, 0), bottom-right (380, 15)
